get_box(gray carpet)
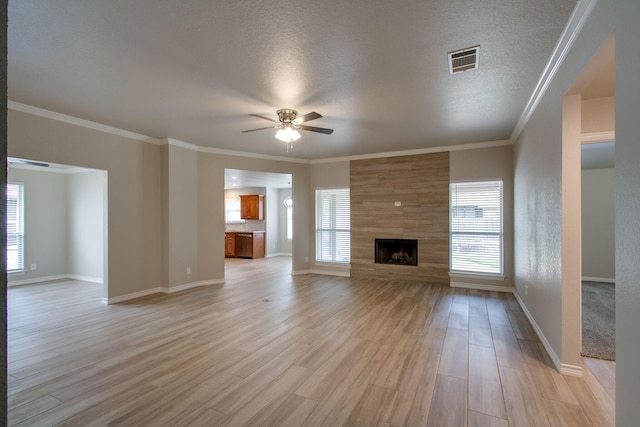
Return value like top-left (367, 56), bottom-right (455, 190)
top-left (581, 281), bottom-right (615, 360)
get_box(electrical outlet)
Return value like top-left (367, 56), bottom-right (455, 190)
top-left (186, 267), bottom-right (191, 275)
top-left (305, 257), bottom-right (309, 263)
top-left (30, 263), bottom-right (37, 271)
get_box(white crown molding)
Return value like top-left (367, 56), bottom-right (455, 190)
top-left (510, 0), bottom-right (599, 142)
top-left (11, 100), bottom-right (514, 164)
top-left (198, 145), bottom-right (311, 164)
top-left (309, 139), bottom-right (513, 164)
top-left (165, 138), bottom-right (200, 152)
top-left (8, 101), bottom-right (164, 145)
top-left (581, 131), bottom-right (615, 143)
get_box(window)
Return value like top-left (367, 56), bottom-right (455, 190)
top-left (284, 197), bottom-right (293, 240)
top-left (316, 188), bottom-right (350, 263)
top-left (450, 180), bottom-right (503, 275)
top-left (225, 198), bottom-right (243, 223)
top-left (7, 183), bottom-right (25, 272)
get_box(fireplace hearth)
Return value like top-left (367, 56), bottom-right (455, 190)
top-left (375, 239), bottom-right (418, 266)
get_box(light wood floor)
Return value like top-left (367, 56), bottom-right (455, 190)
top-left (8, 257), bottom-right (615, 426)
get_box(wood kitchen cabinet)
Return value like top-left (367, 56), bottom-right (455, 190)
top-left (224, 233), bottom-right (236, 258)
top-left (229, 231), bottom-right (265, 259)
top-left (240, 195), bottom-right (264, 220)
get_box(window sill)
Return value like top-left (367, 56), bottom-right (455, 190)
top-left (8, 270), bottom-right (25, 276)
top-left (449, 271), bottom-right (505, 281)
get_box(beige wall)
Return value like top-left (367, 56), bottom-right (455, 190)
top-left (9, 109), bottom-right (163, 299)
top-left (309, 161), bottom-right (350, 274)
top-left (68, 170), bottom-right (105, 281)
top-left (615, 0), bottom-right (640, 422)
top-left (450, 145), bottom-right (514, 289)
top-left (197, 152), bottom-right (311, 278)
top-left (166, 144), bottom-right (199, 288)
top-left (511, 0), bottom-right (640, 391)
top-left (7, 167), bottom-right (69, 282)
top-left (581, 96), bottom-right (614, 133)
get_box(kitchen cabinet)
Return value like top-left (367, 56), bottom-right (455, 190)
top-left (240, 195), bottom-right (264, 220)
top-left (230, 231), bottom-right (265, 259)
top-left (225, 233), bottom-right (236, 258)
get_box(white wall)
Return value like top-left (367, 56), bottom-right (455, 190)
top-left (7, 167), bottom-right (68, 283)
top-left (581, 167), bottom-right (615, 280)
top-left (68, 170), bottom-right (105, 281)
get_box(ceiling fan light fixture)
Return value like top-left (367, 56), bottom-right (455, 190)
top-left (275, 126), bottom-right (301, 143)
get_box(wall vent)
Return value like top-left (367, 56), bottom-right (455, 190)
top-left (448, 45), bottom-right (480, 74)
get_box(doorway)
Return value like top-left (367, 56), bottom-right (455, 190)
top-left (224, 169), bottom-right (293, 275)
top-left (6, 157), bottom-right (109, 300)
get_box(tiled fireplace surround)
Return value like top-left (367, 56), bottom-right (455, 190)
top-left (350, 152), bottom-right (450, 284)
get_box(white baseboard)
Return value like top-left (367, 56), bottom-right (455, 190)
top-left (68, 274), bottom-right (104, 284)
top-left (450, 281), bottom-right (514, 293)
top-left (106, 279), bottom-right (225, 304)
top-left (163, 279), bottom-right (225, 294)
top-left (310, 269), bottom-right (351, 277)
top-left (266, 253), bottom-right (292, 258)
top-left (513, 291), bottom-right (583, 377)
top-left (106, 287), bottom-right (164, 304)
top-left (8, 274), bottom-right (90, 287)
top-left (292, 269), bottom-right (311, 276)
top-left (582, 276), bottom-right (615, 284)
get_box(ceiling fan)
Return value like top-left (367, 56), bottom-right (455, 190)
top-left (242, 109), bottom-right (334, 151)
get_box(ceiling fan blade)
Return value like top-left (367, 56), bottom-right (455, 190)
top-left (299, 125), bottom-right (334, 135)
top-left (248, 113), bottom-right (279, 123)
top-left (294, 112), bottom-right (322, 124)
top-left (241, 125), bottom-right (279, 133)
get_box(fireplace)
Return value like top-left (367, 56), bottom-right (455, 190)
top-left (375, 239), bottom-right (418, 266)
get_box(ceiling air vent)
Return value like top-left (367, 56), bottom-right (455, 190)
top-left (448, 45), bottom-right (480, 74)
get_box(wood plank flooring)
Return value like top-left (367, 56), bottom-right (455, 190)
top-left (8, 257), bottom-right (615, 426)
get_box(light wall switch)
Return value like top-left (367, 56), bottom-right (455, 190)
top-left (186, 267), bottom-right (191, 275)
top-left (30, 263), bottom-right (37, 270)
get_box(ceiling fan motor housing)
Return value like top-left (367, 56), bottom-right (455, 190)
top-left (277, 109), bottom-right (298, 124)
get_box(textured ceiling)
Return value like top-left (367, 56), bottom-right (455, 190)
top-left (8, 0), bottom-right (577, 160)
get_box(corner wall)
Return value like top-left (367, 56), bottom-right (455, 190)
top-left (8, 109), bottom-right (163, 300)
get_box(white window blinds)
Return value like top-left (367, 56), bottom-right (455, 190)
top-left (316, 188), bottom-right (350, 263)
top-left (7, 183), bottom-right (25, 272)
top-left (450, 180), bottom-right (503, 275)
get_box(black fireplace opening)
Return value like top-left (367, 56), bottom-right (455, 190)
top-left (375, 239), bottom-right (418, 266)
